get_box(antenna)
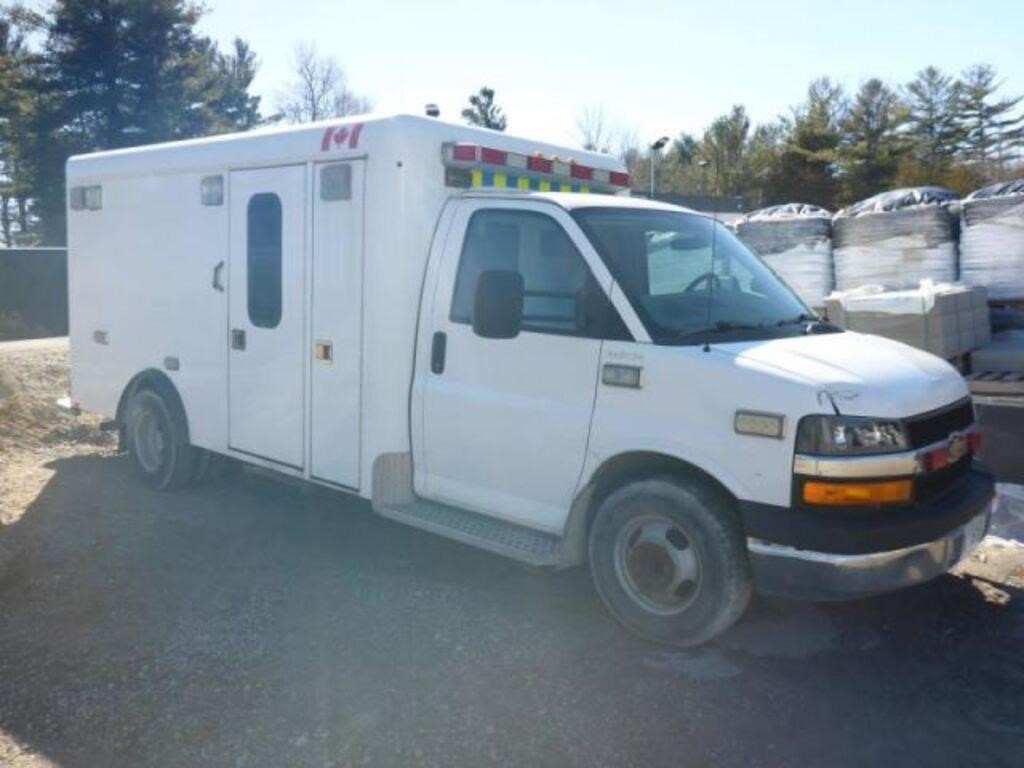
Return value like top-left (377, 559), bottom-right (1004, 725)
top-left (702, 162), bottom-right (719, 353)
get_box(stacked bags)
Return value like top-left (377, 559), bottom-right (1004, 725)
top-left (959, 179), bottom-right (1024, 302)
top-left (735, 203), bottom-right (833, 308)
top-left (832, 187), bottom-right (959, 290)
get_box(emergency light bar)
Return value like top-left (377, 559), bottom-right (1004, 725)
top-left (443, 142), bottom-right (630, 194)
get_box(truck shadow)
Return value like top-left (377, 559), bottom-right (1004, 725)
top-left (1, 453), bottom-right (1022, 767)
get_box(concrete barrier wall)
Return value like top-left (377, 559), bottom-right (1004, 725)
top-left (0, 248), bottom-right (68, 340)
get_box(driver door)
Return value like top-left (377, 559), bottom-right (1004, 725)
top-left (415, 200), bottom-right (628, 531)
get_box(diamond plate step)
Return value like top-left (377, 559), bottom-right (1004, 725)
top-left (378, 500), bottom-right (562, 566)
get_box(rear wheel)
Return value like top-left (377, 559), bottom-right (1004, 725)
top-left (589, 477), bottom-right (752, 646)
top-left (125, 388), bottom-right (195, 490)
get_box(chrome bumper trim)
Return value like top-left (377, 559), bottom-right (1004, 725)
top-left (793, 451), bottom-right (919, 478)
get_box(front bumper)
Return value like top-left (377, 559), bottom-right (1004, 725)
top-left (745, 464), bottom-right (996, 600)
top-left (748, 504), bottom-right (991, 600)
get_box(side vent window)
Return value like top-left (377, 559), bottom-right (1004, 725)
top-left (320, 164), bottom-right (352, 201)
top-left (246, 193), bottom-right (283, 329)
top-left (201, 175), bottom-right (224, 206)
top-left (70, 185), bottom-right (102, 211)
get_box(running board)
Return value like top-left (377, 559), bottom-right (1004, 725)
top-left (377, 500), bottom-right (562, 566)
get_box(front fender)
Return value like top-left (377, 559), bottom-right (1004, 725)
top-left (577, 439), bottom-right (754, 503)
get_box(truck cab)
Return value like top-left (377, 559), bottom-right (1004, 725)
top-left (66, 115), bottom-right (995, 646)
top-left (404, 189), bottom-right (993, 644)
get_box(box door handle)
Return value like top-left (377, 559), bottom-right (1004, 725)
top-left (212, 260), bottom-right (225, 292)
top-left (431, 331), bottom-right (447, 374)
top-left (231, 328), bottom-right (246, 350)
top-left (315, 340), bottom-right (333, 364)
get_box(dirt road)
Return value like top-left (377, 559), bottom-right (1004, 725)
top-left (1, 338), bottom-right (1023, 767)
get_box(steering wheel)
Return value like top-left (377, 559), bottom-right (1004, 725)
top-left (684, 271), bottom-right (722, 293)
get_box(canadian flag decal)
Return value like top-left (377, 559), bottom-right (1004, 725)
top-left (321, 123), bottom-right (364, 151)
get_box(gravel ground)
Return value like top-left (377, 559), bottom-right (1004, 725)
top-left (1, 338), bottom-right (1023, 767)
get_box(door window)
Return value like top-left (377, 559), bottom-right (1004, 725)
top-left (247, 193), bottom-right (283, 328)
top-left (450, 209), bottom-right (629, 339)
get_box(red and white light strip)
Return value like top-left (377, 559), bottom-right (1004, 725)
top-left (444, 143), bottom-right (630, 189)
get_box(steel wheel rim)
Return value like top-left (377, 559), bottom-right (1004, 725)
top-left (133, 408), bottom-right (166, 474)
top-left (613, 513), bottom-right (702, 615)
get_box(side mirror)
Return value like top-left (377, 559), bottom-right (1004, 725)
top-left (472, 269), bottom-right (523, 339)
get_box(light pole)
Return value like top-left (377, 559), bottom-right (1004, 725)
top-left (649, 136), bottom-right (669, 199)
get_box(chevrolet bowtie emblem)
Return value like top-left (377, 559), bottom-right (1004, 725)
top-left (947, 432), bottom-right (967, 464)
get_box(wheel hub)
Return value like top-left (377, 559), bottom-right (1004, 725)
top-left (615, 515), bottom-right (702, 615)
top-left (133, 409), bottom-right (166, 474)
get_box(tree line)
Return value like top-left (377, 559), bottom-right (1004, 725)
top-left (2, 1), bottom-right (1022, 245)
top-left (0, 1), bottom-right (266, 245)
top-left (603, 66), bottom-right (1024, 210)
top-left (0, 0), bottom-right (375, 247)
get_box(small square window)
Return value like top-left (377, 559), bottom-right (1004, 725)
top-left (201, 175), bottom-right (224, 206)
top-left (69, 186), bottom-right (86, 210)
top-left (84, 185), bottom-right (103, 210)
top-left (320, 164), bottom-right (352, 201)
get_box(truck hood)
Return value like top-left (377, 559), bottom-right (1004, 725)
top-left (717, 331), bottom-right (968, 418)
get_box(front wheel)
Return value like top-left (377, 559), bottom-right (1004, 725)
top-left (125, 389), bottom-right (195, 490)
top-left (588, 477), bottom-right (752, 646)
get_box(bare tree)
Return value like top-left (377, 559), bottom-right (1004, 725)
top-left (576, 105), bottom-right (614, 153)
top-left (279, 43), bottom-right (371, 123)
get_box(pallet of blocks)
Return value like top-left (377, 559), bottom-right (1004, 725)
top-left (825, 281), bottom-right (990, 361)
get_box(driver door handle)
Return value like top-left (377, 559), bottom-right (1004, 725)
top-left (431, 332), bottom-right (447, 374)
top-left (212, 260), bottom-right (225, 292)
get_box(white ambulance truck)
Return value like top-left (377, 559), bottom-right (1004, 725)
top-left (65, 114), bottom-right (995, 645)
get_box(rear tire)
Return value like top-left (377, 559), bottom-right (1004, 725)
top-left (125, 389), bottom-right (195, 490)
top-left (588, 476), bottom-right (752, 646)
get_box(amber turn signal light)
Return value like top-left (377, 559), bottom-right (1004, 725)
top-left (802, 479), bottom-right (912, 506)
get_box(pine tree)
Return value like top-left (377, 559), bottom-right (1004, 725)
top-left (0, 6), bottom-right (54, 245)
top-left (744, 122), bottom-right (786, 208)
top-left (900, 66), bottom-right (965, 183)
top-left (23, 0), bottom-right (262, 244)
top-left (698, 105), bottom-right (750, 196)
top-left (958, 64), bottom-right (1024, 176)
top-left (774, 78), bottom-right (846, 208)
top-left (838, 79), bottom-right (905, 204)
top-left (461, 87), bottom-right (507, 131)
top-left (185, 38), bottom-right (262, 135)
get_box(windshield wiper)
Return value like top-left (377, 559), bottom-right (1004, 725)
top-left (775, 313), bottom-right (818, 327)
top-left (712, 320), bottom-right (766, 331)
top-left (775, 314), bottom-right (843, 335)
top-left (665, 321), bottom-right (765, 343)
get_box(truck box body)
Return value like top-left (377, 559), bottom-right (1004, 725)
top-left (67, 114), bottom-right (625, 493)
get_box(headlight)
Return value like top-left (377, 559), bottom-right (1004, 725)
top-left (795, 415), bottom-right (909, 455)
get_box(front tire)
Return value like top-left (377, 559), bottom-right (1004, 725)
top-left (588, 477), bottom-right (752, 646)
top-left (125, 389), bottom-right (195, 490)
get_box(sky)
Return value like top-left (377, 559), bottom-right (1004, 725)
top-left (199, 0), bottom-right (1024, 149)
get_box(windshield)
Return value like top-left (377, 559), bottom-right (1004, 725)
top-left (573, 207), bottom-right (816, 345)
